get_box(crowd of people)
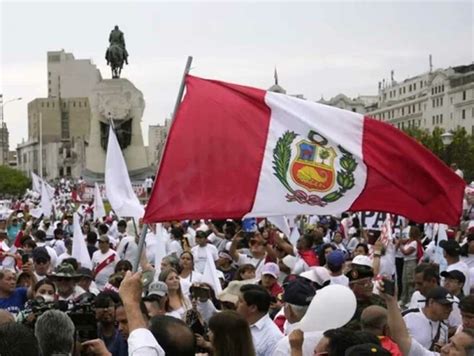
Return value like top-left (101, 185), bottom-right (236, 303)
top-left (0, 176), bottom-right (474, 356)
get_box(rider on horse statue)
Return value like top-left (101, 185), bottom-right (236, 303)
top-left (106, 25), bottom-right (128, 65)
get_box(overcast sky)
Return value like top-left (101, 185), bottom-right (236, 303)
top-left (1, 0), bottom-right (473, 147)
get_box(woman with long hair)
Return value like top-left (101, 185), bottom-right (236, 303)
top-left (208, 310), bottom-right (256, 356)
top-left (179, 251), bottom-right (203, 297)
top-left (159, 268), bottom-right (191, 319)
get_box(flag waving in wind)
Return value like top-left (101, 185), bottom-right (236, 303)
top-left (144, 75), bottom-right (465, 225)
top-left (105, 126), bottom-right (144, 219)
top-left (93, 183), bottom-right (106, 221)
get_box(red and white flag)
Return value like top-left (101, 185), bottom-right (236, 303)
top-left (144, 75), bottom-right (465, 225)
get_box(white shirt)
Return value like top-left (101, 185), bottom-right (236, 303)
top-left (92, 249), bottom-right (117, 290)
top-left (330, 274), bottom-right (349, 286)
top-left (145, 231), bottom-right (158, 265)
top-left (36, 242), bottom-right (58, 268)
top-left (446, 260), bottom-right (471, 296)
top-left (128, 328), bottom-right (165, 356)
top-left (272, 331), bottom-right (323, 356)
top-left (191, 244), bottom-right (218, 274)
top-left (57, 252), bottom-right (72, 266)
top-left (250, 314), bottom-right (283, 356)
top-left (403, 308), bottom-right (448, 350)
top-left (408, 338), bottom-right (438, 356)
top-left (167, 240), bottom-right (183, 257)
top-left (48, 239), bottom-right (66, 257)
top-left (408, 291), bottom-right (462, 329)
top-left (403, 240), bottom-right (418, 261)
top-left (116, 235), bottom-right (138, 264)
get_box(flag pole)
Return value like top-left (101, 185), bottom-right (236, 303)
top-left (133, 56), bottom-right (193, 272)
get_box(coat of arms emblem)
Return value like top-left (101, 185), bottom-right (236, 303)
top-left (273, 130), bottom-right (358, 206)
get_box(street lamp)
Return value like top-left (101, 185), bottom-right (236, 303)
top-left (441, 131), bottom-right (454, 146)
top-left (0, 96), bottom-right (23, 165)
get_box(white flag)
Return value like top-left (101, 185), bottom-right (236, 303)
top-left (40, 181), bottom-right (53, 217)
top-left (202, 248), bottom-right (222, 295)
top-left (31, 172), bottom-right (42, 193)
top-left (153, 224), bottom-right (168, 274)
top-left (105, 126), bottom-right (144, 219)
top-left (267, 216), bottom-right (291, 238)
top-left (435, 224), bottom-right (448, 272)
top-left (289, 226), bottom-right (301, 245)
top-left (71, 212), bottom-right (92, 269)
top-left (93, 183), bottom-right (106, 221)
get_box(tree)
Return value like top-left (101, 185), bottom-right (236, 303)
top-left (0, 166), bottom-right (31, 198)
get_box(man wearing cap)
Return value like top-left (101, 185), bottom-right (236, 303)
top-left (441, 270), bottom-right (466, 300)
top-left (49, 263), bottom-right (85, 301)
top-left (326, 250), bottom-right (349, 286)
top-left (34, 230), bottom-right (58, 268)
top-left (92, 235), bottom-right (118, 291)
top-left (216, 250), bottom-right (237, 288)
top-left (440, 240), bottom-right (471, 296)
top-left (259, 262), bottom-right (284, 300)
top-left (77, 267), bottom-right (100, 295)
top-left (272, 277), bottom-right (321, 356)
top-left (191, 230), bottom-right (218, 274)
top-left (143, 281), bottom-right (168, 318)
top-left (402, 286), bottom-right (457, 350)
top-left (346, 259), bottom-right (385, 329)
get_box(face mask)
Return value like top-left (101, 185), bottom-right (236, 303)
top-left (40, 294), bottom-right (54, 302)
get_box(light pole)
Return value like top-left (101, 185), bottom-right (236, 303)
top-left (0, 96), bottom-right (23, 165)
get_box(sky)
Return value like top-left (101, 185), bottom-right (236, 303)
top-left (1, 0), bottom-right (473, 148)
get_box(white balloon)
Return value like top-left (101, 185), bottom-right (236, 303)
top-left (297, 284), bottom-right (356, 332)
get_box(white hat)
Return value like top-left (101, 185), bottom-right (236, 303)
top-left (351, 255), bottom-right (373, 268)
top-left (282, 255), bottom-right (297, 270)
top-left (261, 262), bottom-right (280, 279)
top-left (300, 267), bottom-right (331, 287)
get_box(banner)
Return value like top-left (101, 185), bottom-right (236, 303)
top-left (359, 211), bottom-right (404, 230)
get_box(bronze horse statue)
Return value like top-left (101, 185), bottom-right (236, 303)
top-left (105, 43), bottom-right (125, 79)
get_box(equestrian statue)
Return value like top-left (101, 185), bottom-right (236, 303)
top-left (105, 25), bottom-right (129, 78)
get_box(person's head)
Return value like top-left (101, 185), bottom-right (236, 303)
top-left (117, 220), bottom-right (127, 234)
top-left (315, 327), bottom-right (369, 355)
top-left (86, 231), bottom-right (98, 245)
top-left (235, 264), bottom-right (256, 281)
top-left (296, 233), bottom-right (313, 251)
top-left (143, 281), bottom-right (168, 318)
top-left (34, 279), bottom-right (56, 302)
top-left (21, 239), bottom-right (37, 254)
top-left (35, 229), bottom-right (46, 242)
top-left (326, 250), bottom-right (346, 274)
top-left (195, 230), bottom-right (208, 247)
top-left (170, 227), bottom-right (185, 241)
top-left (333, 231), bottom-right (343, 244)
top-left (114, 25), bottom-right (119, 30)
top-left (208, 310), bottom-right (256, 356)
top-left (409, 226), bottom-right (422, 240)
top-left (260, 262), bottom-right (280, 289)
top-left (35, 310), bottom-right (75, 356)
top-left (82, 222), bottom-right (91, 235)
top-left (95, 292), bottom-right (116, 325)
top-left (318, 243), bottom-right (336, 266)
top-left (115, 301), bottom-right (148, 340)
top-left (354, 243), bottom-right (369, 257)
top-left (361, 305), bottom-right (390, 337)
top-left (441, 270), bottom-right (466, 297)
top-left (216, 251), bottom-right (233, 269)
top-left (77, 267), bottom-right (93, 291)
top-left (159, 268), bottom-right (182, 293)
top-left (98, 224), bottom-right (109, 235)
top-left (346, 266), bottom-right (374, 300)
top-left (32, 247), bottom-right (51, 275)
top-left (440, 240), bottom-right (462, 261)
top-left (16, 272), bottom-right (32, 288)
top-left (0, 322), bottom-right (40, 356)
top-left (0, 269), bottom-right (16, 295)
top-left (467, 234), bottom-right (474, 255)
top-left (440, 328), bottom-right (474, 356)
top-left (414, 263), bottom-right (440, 297)
top-left (115, 260), bottom-right (133, 274)
top-left (161, 255), bottom-right (180, 272)
top-left (282, 276), bottom-right (316, 324)
top-left (98, 234), bottom-right (110, 252)
top-left (424, 286), bottom-right (456, 321)
top-left (237, 284), bottom-right (271, 321)
top-left (180, 251), bottom-right (194, 271)
top-left (49, 263), bottom-right (80, 298)
top-left (460, 295), bottom-right (474, 330)
top-left (149, 315), bottom-right (195, 356)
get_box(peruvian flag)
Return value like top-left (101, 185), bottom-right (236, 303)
top-left (144, 75), bottom-right (465, 225)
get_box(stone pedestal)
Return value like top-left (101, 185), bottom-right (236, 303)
top-left (84, 78), bottom-right (152, 181)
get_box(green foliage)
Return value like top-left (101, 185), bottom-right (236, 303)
top-left (403, 127), bottom-right (474, 181)
top-left (0, 166), bottom-right (31, 197)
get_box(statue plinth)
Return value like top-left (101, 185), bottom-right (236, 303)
top-left (84, 78), bottom-right (152, 181)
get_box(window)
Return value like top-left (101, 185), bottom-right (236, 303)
top-left (48, 71), bottom-right (51, 77)
top-left (412, 104), bottom-right (415, 112)
top-left (61, 111), bottom-right (70, 139)
top-left (409, 84), bottom-right (412, 92)
top-left (66, 166), bottom-right (71, 176)
top-left (432, 116), bottom-right (435, 125)
top-left (463, 91), bottom-right (467, 100)
top-left (402, 108), bottom-right (405, 116)
top-left (414, 83), bottom-right (417, 90)
top-left (432, 99), bottom-right (435, 108)
top-left (441, 85), bottom-right (444, 92)
top-left (472, 108), bottom-right (474, 118)
top-left (403, 87), bottom-right (406, 94)
top-left (59, 167), bottom-right (64, 177)
top-left (79, 102), bottom-right (82, 108)
top-left (73, 102), bottom-right (76, 107)
top-left (420, 81), bottom-right (423, 88)
top-left (84, 101), bottom-right (87, 107)
top-left (408, 106), bottom-right (411, 114)
top-left (41, 102), bottom-right (44, 108)
top-left (48, 80), bottom-right (51, 85)
top-left (46, 102), bottom-right (49, 108)
top-left (399, 88), bottom-right (402, 95)
top-left (52, 102), bottom-right (54, 108)
top-left (418, 103), bottom-right (421, 111)
top-left (462, 109), bottom-right (466, 119)
top-left (440, 114), bottom-right (443, 124)
top-left (418, 120), bottom-right (421, 127)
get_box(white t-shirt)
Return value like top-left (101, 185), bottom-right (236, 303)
top-left (408, 338), bottom-right (438, 356)
top-left (403, 240), bottom-right (418, 261)
top-left (36, 242), bottom-right (59, 268)
top-left (237, 253), bottom-right (267, 279)
top-left (446, 260), bottom-right (471, 296)
top-left (57, 252), bottom-right (72, 265)
top-left (145, 232), bottom-right (158, 265)
top-left (330, 274), bottom-right (349, 286)
top-left (191, 244), bottom-right (218, 274)
top-left (408, 291), bottom-right (462, 329)
top-left (167, 240), bottom-right (183, 257)
top-left (48, 239), bottom-right (66, 257)
top-left (272, 331), bottom-right (323, 356)
top-left (92, 249), bottom-right (117, 290)
top-left (116, 235), bottom-right (138, 264)
top-left (403, 308), bottom-right (448, 350)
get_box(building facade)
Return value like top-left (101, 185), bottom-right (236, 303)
top-left (318, 94), bottom-right (378, 114)
top-left (367, 64), bottom-right (474, 134)
top-left (147, 118), bottom-right (171, 168)
top-left (0, 123), bottom-right (9, 166)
